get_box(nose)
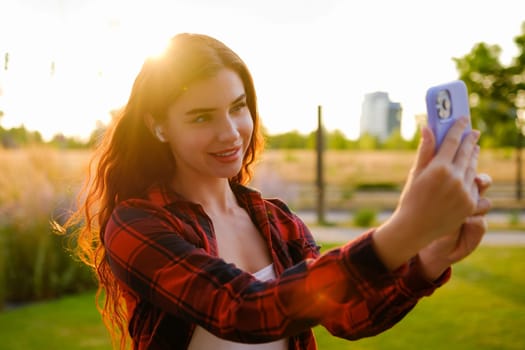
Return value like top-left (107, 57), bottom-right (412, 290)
top-left (217, 115), bottom-right (240, 142)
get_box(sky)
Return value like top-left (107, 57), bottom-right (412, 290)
top-left (0, 0), bottom-right (524, 141)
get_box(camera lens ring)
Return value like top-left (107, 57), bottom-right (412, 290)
top-left (436, 90), bottom-right (452, 119)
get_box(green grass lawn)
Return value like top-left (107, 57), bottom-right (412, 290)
top-left (0, 245), bottom-right (523, 350)
top-left (0, 291), bottom-right (110, 350)
top-left (313, 245), bottom-right (525, 350)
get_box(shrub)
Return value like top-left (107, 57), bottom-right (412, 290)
top-left (0, 232), bottom-right (5, 310)
top-left (508, 209), bottom-right (520, 227)
top-left (354, 182), bottom-right (399, 191)
top-left (0, 148), bottom-right (95, 306)
top-left (2, 224), bottom-right (96, 303)
top-left (353, 208), bottom-right (377, 227)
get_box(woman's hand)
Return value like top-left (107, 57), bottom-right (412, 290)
top-left (372, 117), bottom-right (482, 270)
top-left (397, 117), bottom-right (481, 242)
top-left (417, 173), bottom-right (493, 280)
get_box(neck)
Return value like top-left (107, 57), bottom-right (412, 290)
top-left (171, 177), bottom-right (238, 213)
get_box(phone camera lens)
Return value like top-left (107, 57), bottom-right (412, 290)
top-left (436, 90), bottom-right (452, 119)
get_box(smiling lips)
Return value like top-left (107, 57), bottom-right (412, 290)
top-left (210, 147), bottom-right (242, 162)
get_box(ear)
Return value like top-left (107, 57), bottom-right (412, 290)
top-left (155, 126), bottom-right (167, 143)
top-left (144, 114), bottom-right (167, 143)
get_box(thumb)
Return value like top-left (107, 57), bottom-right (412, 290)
top-left (413, 126), bottom-right (436, 172)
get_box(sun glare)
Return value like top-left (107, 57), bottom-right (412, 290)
top-left (1, 0), bottom-right (524, 141)
top-left (0, 6), bottom-right (181, 141)
top-left (144, 36), bottom-right (173, 61)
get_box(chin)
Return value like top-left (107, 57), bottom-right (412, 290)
top-left (207, 167), bottom-right (239, 179)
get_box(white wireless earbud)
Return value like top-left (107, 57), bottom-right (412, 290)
top-left (155, 126), bottom-right (167, 142)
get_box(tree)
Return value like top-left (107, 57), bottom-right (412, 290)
top-left (266, 130), bottom-right (309, 149)
top-left (454, 43), bottom-right (515, 147)
top-left (0, 125), bottom-right (43, 148)
top-left (454, 22), bottom-right (525, 199)
top-left (454, 23), bottom-right (525, 147)
top-left (326, 129), bottom-right (350, 150)
top-left (357, 132), bottom-right (379, 150)
top-left (382, 128), bottom-right (414, 150)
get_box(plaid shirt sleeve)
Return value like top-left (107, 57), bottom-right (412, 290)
top-left (275, 207), bottom-right (450, 341)
top-left (105, 198), bottom-right (448, 344)
top-left (318, 232), bottom-right (450, 339)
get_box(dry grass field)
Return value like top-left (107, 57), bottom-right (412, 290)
top-left (251, 148), bottom-right (522, 210)
top-left (254, 149), bottom-right (517, 185)
top-left (0, 148), bottom-right (90, 227)
top-left (0, 147), bottom-right (521, 214)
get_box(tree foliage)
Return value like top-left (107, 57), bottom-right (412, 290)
top-left (266, 130), bottom-right (311, 149)
top-left (0, 125), bottom-right (43, 148)
top-left (453, 22), bottom-right (525, 147)
top-left (265, 129), bottom-right (415, 150)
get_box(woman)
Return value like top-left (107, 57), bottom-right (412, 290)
top-left (67, 33), bottom-right (491, 349)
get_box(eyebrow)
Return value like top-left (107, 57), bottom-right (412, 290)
top-left (184, 94), bottom-right (246, 115)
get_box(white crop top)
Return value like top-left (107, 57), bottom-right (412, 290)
top-left (187, 264), bottom-right (288, 350)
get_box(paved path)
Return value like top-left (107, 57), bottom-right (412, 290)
top-left (308, 226), bottom-right (525, 245)
top-left (296, 211), bottom-right (525, 245)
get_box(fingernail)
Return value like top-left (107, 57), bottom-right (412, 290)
top-left (477, 173), bottom-right (492, 184)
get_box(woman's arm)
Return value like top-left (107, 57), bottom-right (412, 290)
top-left (320, 122), bottom-right (491, 340)
top-left (104, 200), bottom-right (448, 343)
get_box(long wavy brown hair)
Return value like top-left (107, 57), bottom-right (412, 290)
top-left (65, 33), bottom-right (265, 349)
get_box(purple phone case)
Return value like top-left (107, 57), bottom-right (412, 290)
top-left (425, 80), bottom-right (471, 151)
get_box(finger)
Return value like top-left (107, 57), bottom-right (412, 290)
top-left (435, 116), bottom-right (471, 162)
top-left (473, 197), bottom-right (492, 216)
top-left (475, 173), bottom-right (493, 196)
top-left (465, 145), bottom-right (480, 183)
top-left (413, 126), bottom-right (436, 172)
top-left (466, 145), bottom-right (480, 206)
top-left (464, 215), bottom-right (489, 236)
top-left (460, 216), bottom-right (487, 251)
top-left (453, 130), bottom-right (480, 174)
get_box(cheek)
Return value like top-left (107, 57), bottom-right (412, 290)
top-left (240, 114), bottom-right (255, 137)
top-left (168, 133), bottom-right (205, 159)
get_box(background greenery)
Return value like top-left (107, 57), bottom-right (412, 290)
top-left (0, 245), bottom-right (523, 350)
top-left (0, 145), bottom-right (522, 309)
top-left (0, 16), bottom-right (523, 350)
top-left (0, 149), bottom-right (98, 309)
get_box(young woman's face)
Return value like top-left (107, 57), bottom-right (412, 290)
top-left (163, 69), bottom-right (254, 183)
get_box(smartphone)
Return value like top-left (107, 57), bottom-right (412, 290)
top-left (425, 80), bottom-right (471, 151)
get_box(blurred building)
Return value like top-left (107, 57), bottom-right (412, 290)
top-left (359, 91), bottom-right (402, 141)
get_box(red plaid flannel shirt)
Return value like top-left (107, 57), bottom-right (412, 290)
top-left (104, 183), bottom-right (449, 349)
